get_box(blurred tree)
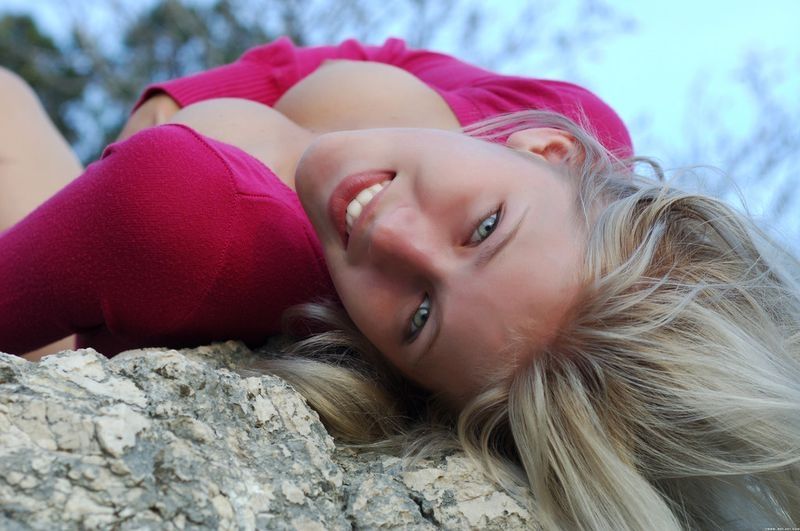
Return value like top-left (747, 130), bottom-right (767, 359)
top-left (0, 14), bottom-right (89, 144)
top-left (68, 0), bottom-right (277, 159)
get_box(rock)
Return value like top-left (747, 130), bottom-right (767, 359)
top-left (0, 342), bottom-right (536, 530)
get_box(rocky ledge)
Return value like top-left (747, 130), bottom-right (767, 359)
top-left (0, 342), bottom-right (534, 530)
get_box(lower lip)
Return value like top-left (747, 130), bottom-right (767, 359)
top-left (328, 170), bottom-right (395, 247)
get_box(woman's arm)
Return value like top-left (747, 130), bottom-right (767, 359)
top-left (1, 124), bottom-right (333, 357)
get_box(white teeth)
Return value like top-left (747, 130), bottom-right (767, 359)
top-left (345, 181), bottom-right (389, 235)
top-left (347, 199), bottom-right (364, 219)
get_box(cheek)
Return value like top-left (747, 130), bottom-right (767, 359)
top-left (335, 278), bottom-right (428, 382)
top-left (334, 271), bottom-right (397, 347)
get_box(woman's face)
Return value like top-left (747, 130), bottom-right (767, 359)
top-left (295, 128), bottom-right (585, 402)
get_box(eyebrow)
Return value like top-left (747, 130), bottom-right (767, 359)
top-left (415, 207), bottom-right (528, 365)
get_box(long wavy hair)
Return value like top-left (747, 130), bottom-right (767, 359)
top-left (238, 110), bottom-right (800, 530)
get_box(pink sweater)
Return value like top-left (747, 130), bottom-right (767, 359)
top-left (0, 38), bottom-right (632, 356)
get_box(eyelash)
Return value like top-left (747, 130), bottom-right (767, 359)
top-left (405, 206), bottom-right (503, 343)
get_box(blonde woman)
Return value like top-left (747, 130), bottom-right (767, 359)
top-left (2, 38), bottom-right (799, 529)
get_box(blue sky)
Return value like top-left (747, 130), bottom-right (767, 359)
top-left (580, 1), bottom-right (800, 250)
top-left (566, 1), bottom-right (799, 153)
top-left (2, 0), bottom-right (799, 248)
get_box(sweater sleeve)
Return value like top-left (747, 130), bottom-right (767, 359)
top-left (0, 126), bottom-right (235, 355)
top-left (0, 124), bottom-right (334, 356)
top-left (134, 37), bottom-right (632, 157)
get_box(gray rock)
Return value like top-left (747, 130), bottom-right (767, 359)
top-left (0, 342), bottom-right (535, 530)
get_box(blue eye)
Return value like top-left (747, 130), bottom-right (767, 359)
top-left (407, 295), bottom-right (431, 341)
top-left (470, 210), bottom-right (500, 244)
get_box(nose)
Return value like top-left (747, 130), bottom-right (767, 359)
top-left (366, 205), bottom-right (444, 279)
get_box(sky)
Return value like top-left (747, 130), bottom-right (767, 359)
top-left (2, 0), bottom-right (799, 248)
top-left (567, 1), bottom-right (799, 153)
top-left (578, 1), bottom-right (800, 250)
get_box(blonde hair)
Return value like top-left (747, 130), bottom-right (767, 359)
top-left (238, 111), bottom-right (800, 529)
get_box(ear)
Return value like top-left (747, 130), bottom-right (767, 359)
top-left (506, 127), bottom-right (579, 165)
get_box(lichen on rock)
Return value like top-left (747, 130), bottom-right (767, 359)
top-left (0, 342), bottom-right (535, 530)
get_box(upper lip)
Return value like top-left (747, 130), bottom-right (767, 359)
top-left (328, 170), bottom-right (394, 248)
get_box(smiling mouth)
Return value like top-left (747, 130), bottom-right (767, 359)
top-left (345, 181), bottom-right (391, 236)
top-left (328, 170), bottom-right (395, 247)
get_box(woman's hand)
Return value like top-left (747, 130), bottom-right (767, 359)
top-left (117, 93), bottom-right (180, 141)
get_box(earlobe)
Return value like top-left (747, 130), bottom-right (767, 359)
top-left (506, 127), bottom-right (578, 165)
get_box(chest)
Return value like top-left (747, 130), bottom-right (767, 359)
top-left (166, 61), bottom-right (461, 189)
top-left (168, 98), bottom-right (309, 189)
top-left (273, 60), bottom-right (460, 132)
